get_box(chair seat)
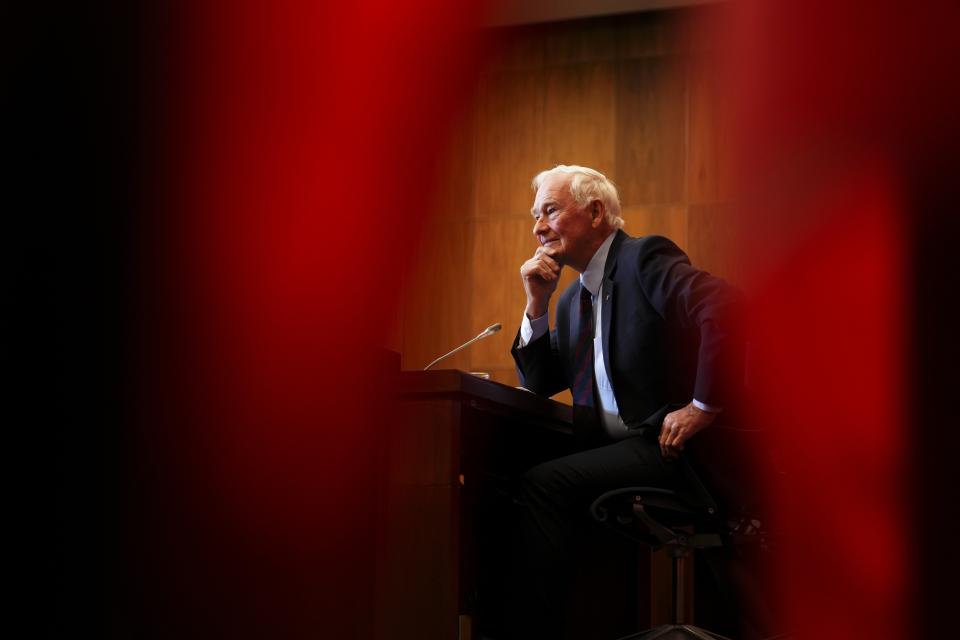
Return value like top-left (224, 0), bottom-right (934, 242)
top-left (590, 486), bottom-right (731, 552)
top-left (590, 485), bottom-right (767, 553)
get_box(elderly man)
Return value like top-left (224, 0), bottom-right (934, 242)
top-left (508, 165), bottom-right (749, 638)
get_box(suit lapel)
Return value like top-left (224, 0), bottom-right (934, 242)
top-left (601, 230), bottom-right (626, 383)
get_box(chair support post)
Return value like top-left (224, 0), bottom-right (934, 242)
top-left (674, 554), bottom-right (686, 625)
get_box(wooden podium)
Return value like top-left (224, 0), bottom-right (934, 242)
top-left (373, 369), bottom-right (575, 640)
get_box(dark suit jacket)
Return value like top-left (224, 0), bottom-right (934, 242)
top-left (512, 230), bottom-right (745, 439)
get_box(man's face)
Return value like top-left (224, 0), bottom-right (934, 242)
top-left (531, 173), bottom-right (597, 271)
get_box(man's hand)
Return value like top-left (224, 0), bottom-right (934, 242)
top-left (520, 246), bottom-right (562, 319)
top-left (658, 402), bottom-right (717, 460)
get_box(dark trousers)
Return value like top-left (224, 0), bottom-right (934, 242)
top-left (505, 434), bottom-right (687, 640)
top-left (504, 428), bottom-right (780, 640)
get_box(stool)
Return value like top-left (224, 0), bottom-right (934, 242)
top-left (590, 485), bottom-right (769, 640)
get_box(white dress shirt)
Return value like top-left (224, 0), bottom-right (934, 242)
top-left (519, 231), bottom-right (718, 439)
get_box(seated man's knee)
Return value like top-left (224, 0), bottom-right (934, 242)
top-left (520, 459), bottom-right (571, 500)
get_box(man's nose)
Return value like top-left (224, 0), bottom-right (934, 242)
top-left (532, 217), bottom-right (547, 235)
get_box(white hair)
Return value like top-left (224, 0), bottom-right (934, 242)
top-left (532, 165), bottom-right (624, 229)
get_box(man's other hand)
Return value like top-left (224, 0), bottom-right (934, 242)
top-left (521, 246), bottom-right (562, 319)
top-left (659, 402), bottom-right (717, 460)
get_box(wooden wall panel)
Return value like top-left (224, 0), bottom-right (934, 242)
top-left (543, 62), bottom-right (617, 173)
top-left (620, 204), bottom-right (689, 251)
top-left (400, 221), bottom-right (472, 371)
top-left (543, 18), bottom-right (620, 65)
top-left (687, 54), bottom-right (733, 204)
top-left (617, 10), bottom-right (687, 59)
top-left (429, 108), bottom-right (477, 221)
top-left (687, 202), bottom-right (741, 282)
top-left (491, 29), bottom-right (547, 72)
top-left (472, 70), bottom-right (545, 222)
top-left (615, 56), bottom-right (687, 205)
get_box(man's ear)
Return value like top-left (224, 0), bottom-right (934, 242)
top-left (591, 200), bottom-right (605, 227)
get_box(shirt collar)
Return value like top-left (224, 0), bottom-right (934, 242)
top-left (579, 231), bottom-right (616, 297)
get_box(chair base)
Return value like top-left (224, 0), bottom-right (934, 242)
top-left (616, 624), bottom-right (733, 640)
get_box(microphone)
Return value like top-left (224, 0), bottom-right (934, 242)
top-left (423, 323), bottom-right (502, 370)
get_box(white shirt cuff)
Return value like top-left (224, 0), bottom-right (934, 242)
top-left (693, 399), bottom-right (722, 413)
top-left (518, 313), bottom-right (549, 348)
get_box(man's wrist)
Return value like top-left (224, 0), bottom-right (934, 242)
top-left (519, 311), bottom-right (549, 347)
top-left (691, 399), bottom-right (722, 413)
top-left (525, 301), bottom-right (548, 319)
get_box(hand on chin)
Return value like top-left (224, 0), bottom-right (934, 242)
top-left (541, 241), bottom-right (563, 264)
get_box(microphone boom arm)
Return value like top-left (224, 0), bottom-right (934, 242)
top-left (423, 323), bottom-right (502, 370)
